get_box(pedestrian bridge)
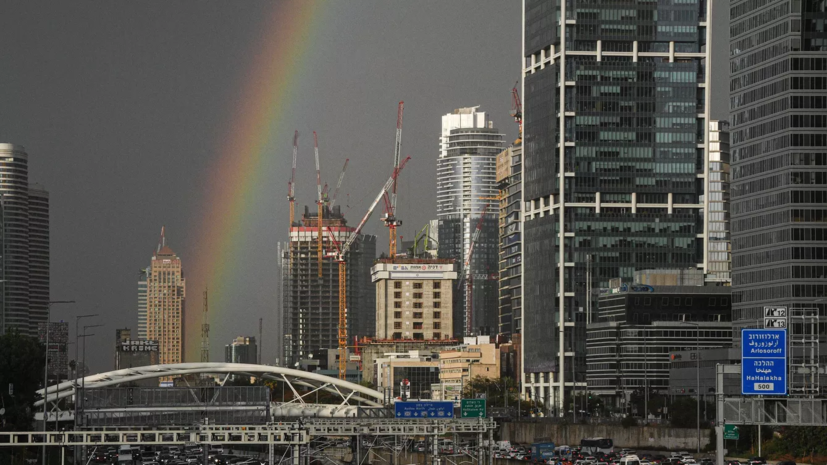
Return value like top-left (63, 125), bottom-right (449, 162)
top-left (34, 362), bottom-right (386, 421)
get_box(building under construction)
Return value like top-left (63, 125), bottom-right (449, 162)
top-left (282, 205), bottom-right (375, 366)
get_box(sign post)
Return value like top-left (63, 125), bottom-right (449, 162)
top-left (460, 399), bottom-right (487, 418)
top-left (741, 328), bottom-right (787, 395)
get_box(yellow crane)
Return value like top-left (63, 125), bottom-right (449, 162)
top-left (327, 156), bottom-right (412, 379)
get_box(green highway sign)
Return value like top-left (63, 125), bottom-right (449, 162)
top-left (460, 399), bottom-right (486, 418)
top-left (724, 424), bottom-right (740, 440)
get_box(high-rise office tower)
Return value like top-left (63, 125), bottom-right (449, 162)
top-left (145, 230), bottom-right (186, 367)
top-left (281, 205), bottom-right (376, 366)
top-left (137, 267), bottom-right (149, 340)
top-left (521, 0), bottom-right (712, 414)
top-left (28, 185), bottom-right (50, 334)
top-left (730, 0), bottom-right (827, 395)
top-left (706, 121), bottom-right (731, 285)
top-left (0, 144), bottom-right (50, 337)
top-left (436, 107), bottom-right (504, 337)
top-left (225, 336), bottom-right (257, 364)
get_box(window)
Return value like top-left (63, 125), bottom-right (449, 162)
top-left (394, 301), bottom-right (402, 308)
top-left (413, 333), bottom-right (424, 340)
top-left (433, 332), bottom-right (441, 339)
top-left (433, 312), bottom-right (441, 319)
top-left (413, 312), bottom-right (423, 319)
top-left (433, 292), bottom-right (441, 299)
top-left (392, 332), bottom-right (402, 339)
top-left (413, 322), bottom-right (423, 329)
top-left (413, 302), bottom-right (423, 309)
top-left (433, 282), bottom-right (441, 289)
top-left (394, 311), bottom-right (402, 319)
top-left (434, 302), bottom-right (441, 308)
top-left (394, 291), bottom-right (402, 299)
top-left (434, 322), bottom-right (441, 330)
top-left (413, 293), bottom-right (423, 299)
top-left (394, 281), bottom-right (402, 289)
top-left (413, 282), bottom-right (423, 289)
top-left (394, 322), bottom-right (402, 329)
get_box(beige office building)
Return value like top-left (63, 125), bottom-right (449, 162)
top-left (439, 336), bottom-right (500, 386)
top-left (146, 231), bottom-right (186, 371)
top-left (372, 259), bottom-right (457, 341)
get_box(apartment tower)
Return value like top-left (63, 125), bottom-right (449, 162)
top-left (436, 107), bottom-right (504, 338)
top-left (521, 0), bottom-right (712, 414)
top-left (146, 230), bottom-right (186, 367)
top-left (0, 143), bottom-right (50, 337)
top-left (730, 0), bottom-right (827, 395)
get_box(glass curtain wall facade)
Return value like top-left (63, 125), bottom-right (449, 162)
top-left (521, 0), bottom-right (711, 414)
top-left (730, 0), bottom-right (827, 395)
top-left (707, 121), bottom-right (731, 284)
top-left (436, 107), bottom-right (504, 337)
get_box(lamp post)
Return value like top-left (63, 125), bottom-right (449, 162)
top-left (73, 315), bottom-right (98, 465)
top-left (41, 300), bottom-right (75, 465)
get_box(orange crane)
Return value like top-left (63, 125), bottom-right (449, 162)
top-left (381, 102), bottom-right (404, 258)
top-left (330, 159), bottom-right (349, 208)
top-left (327, 156), bottom-right (411, 379)
top-left (288, 131), bottom-right (299, 229)
top-left (314, 131), bottom-right (324, 277)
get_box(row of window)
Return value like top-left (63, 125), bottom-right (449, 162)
top-left (734, 132), bottom-right (827, 165)
top-left (732, 39), bottom-right (791, 75)
top-left (730, 19), bottom-right (789, 58)
top-left (730, 58), bottom-right (789, 92)
top-left (392, 322), bottom-right (442, 330)
top-left (393, 301), bottom-right (441, 309)
top-left (394, 311), bottom-right (441, 319)
top-left (735, 245), bottom-right (827, 268)
top-left (731, 0), bottom-right (778, 20)
top-left (393, 281), bottom-right (441, 290)
top-left (730, 0), bottom-right (790, 39)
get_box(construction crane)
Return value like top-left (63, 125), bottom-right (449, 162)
top-left (201, 288), bottom-right (209, 363)
top-left (314, 131), bottom-right (324, 278)
top-left (510, 81), bottom-right (523, 143)
top-left (381, 102), bottom-right (404, 258)
top-left (327, 156), bottom-right (411, 379)
top-left (459, 204), bottom-right (489, 336)
top-left (288, 131), bottom-right (299, 229)
top-left (330, 159), bottom-right (349, 208)
top-left (409, 222), bottom-right (438, 258)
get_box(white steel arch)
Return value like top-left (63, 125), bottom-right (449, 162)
top-left (35, 363), bottom-right (383, 408)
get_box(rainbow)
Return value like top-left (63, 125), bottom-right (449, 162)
top-left (185, 1), bottom-right (323, 359)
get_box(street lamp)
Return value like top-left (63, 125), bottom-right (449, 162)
top-left (41, 300), bottom-right (75, 465)
top-left (679, 320), bottom-right (702, 454)
top-left (73, 315), bottom-right (98, 465)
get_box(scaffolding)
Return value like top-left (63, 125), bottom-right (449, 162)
top-left (789, 307), bottom-right (820, 396)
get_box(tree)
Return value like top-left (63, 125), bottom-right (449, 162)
top-left (0, 331), bottom-right (46, 431)
top-left (461, 376), bottom-right (518, 408)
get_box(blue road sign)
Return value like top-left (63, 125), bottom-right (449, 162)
top-left (742, 328), bottom-right (787, 395)
top-left (394, 401), bottom-right (454, 419)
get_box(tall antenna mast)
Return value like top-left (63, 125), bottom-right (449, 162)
top-left (258, 317), bottom-right (263, 364)
top-left (201, 288), bottom-right (210, 363)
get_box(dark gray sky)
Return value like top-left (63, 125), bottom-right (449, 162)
top-left (0, 1), bottom-right (728, 373)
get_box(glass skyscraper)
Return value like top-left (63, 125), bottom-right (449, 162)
top-left (521, 0), bottom-right (712, 414)
top-left (730, 0), bottom-right (827, 395)
top-left (436, 107), bottom-right (504, 337)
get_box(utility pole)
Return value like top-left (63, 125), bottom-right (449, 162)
top-left (201, 289), bottom-right (210, 363)
top-left (259, 317), bottom-right (263, 365)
